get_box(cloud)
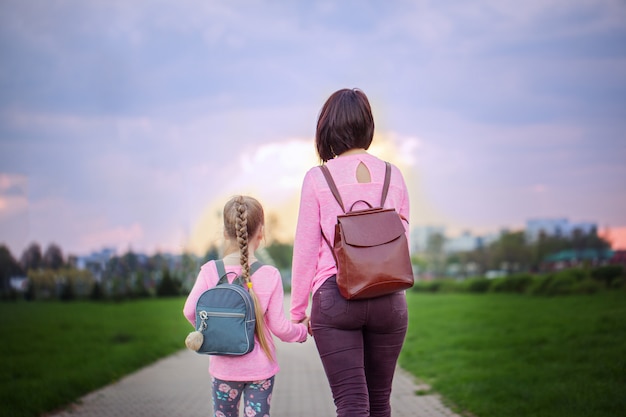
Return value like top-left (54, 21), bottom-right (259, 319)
top-left (186, 138), bottom-right (317, 254)
top-left (0, 173), bottom-right (28, 219)
top-left (79, 222), bottom-right (144, 253)
top-left (599, 226), bottom-right (626, 250)
top-left (530, 184), bottom-right (548, 194)
top-left (185, 133), bottom-right (434, 254)
top-left (0, 172), bottom-right (27, 193)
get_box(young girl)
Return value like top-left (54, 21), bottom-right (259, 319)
top-left (184, 195), bottom-right (308, 417)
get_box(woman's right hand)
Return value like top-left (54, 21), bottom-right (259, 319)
top-left (298, 316), bottom-right (313, 337)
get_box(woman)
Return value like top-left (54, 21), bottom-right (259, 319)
top-left (290, 88), bottom-right (410, 417)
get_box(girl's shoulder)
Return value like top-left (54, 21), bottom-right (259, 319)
top-left (198, 259), bottom-right (213, 270)
top-left (199, 261), bottom-right (281, 287)
top-left (199, 259), bottom-right (218, 273)
top-left (199, 260), bottom-right (278, 274)
top-left (253, 263), bottom-right (281, 279)
top-left (250, 264), bottom-right (283, 293)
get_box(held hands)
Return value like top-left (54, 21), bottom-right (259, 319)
top-left (293, 316), bottom-right (313, 338)
top-left (301, 316), bottom-right (313, 337)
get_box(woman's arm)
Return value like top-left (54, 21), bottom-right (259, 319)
top-left (290, 170), bottom-right (321, 322)
top-left (395, 165), bottom-right (411, 241)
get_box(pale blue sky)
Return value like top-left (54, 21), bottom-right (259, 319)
top-left (1, 0), bottom-right (625, 256)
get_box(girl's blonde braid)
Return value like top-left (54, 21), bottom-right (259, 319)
top-left (234, 197), bottom-right (274, 361)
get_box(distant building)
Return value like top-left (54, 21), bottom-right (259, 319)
top-left (478, 232), bottom-right (501, 248)
top-left (74, 248), bottom-right (116, 281)
top-left (411, 226), bottom-right (506, 254)
top-left (411, 225), bottom-right (446, 254)
top-left (610, 250), bottom-right (626, 267)
top-left (526, 218), bottom-right (597, 242)
top-left (543, 248), bottom-right (614, 270)
top-left (10, 276), bottom-right (28, 292)
top-left (445, 230), bottom-right (479, 253)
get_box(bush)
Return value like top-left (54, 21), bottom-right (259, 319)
top-left (545, 270), bottom-right (578, 296)
top-left (438, 279), bottom-right (464, 293)
top-left (528, 274), bottom-right (554, 295)
top-left (90, 282), bottom-right (105, 301)
top-left (572, 279), bottom-right (603, 295)
top-left (591, 265), bottom-right (624, 287)
top-left (528, 270), bottom-right (587, 296)
top-left (156, 269), bottom-right (181, 297)
top-left (610, 276), bottom-right (625, 289)
top-left (59, 281), bottom-right (75, 301)
top-left (465, 277), bottom-right (491, 293)
top-left (490, 273), bottom-right (534, 294)
top-left (24, 280), bottom-right (35, 301)
top-left (131, 275), bottom-right (151, 299)
top-left (414, 267), bottom-right (626, 297)
top-left (489, 277), bottom-right (507, 293)
top-left (412, 280), bottom-right (445, 293)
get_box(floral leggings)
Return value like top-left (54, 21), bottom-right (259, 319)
top-left (211, 375), bottom-right (274, 417)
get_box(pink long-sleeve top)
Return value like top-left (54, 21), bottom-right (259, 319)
top-left (183, 260), bottom-right (307, 381)
top-left (290, 153), bottom-right (410, 322)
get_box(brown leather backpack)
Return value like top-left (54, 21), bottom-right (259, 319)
top-left (320, 162), bottom-right (414, 299)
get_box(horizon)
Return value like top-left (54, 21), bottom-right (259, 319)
top-left (5, 215), bottom-right (626, 260)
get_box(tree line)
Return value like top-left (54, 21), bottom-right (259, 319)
top-left (0, 242), bottom-right (220, 301)
top-left (0, 240), bottom-right (296, 302)
top-left (416, 228), bottom-right (614, 279)
top-left (0, 227), bottom-right (617, 301)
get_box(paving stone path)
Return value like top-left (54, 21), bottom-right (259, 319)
top-left (48, 297), bottom-right (463, 417)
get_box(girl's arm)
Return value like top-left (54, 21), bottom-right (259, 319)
top-left (264, 268), bottom-right (308, 343)
top-left (182, 262), bottom-right (212, 327)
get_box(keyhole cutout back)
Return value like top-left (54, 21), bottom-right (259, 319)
top-left (356, 162), bottom-right (371, 183)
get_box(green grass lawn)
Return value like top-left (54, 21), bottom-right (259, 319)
top-left (2, 293), bottom-right (625, 417)
top-left (0, 298), bottom-right (190, 417)
top-left (400, 291), bottom-right (626, 417)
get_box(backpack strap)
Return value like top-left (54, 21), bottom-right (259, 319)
top-left (215, 259), bottom-right (264, 287)
top-left (215, 259), bottom-right (227, 279)
top-left (380, 162), bottom-right (391, 207)
top-left (250, 261), bottom-right (263, 275)
top-left (320, 162), bottom-right (392, 211)
top-left (319, 165), bottom-right (346, 213)
top-left (319, 162), bottom-right (392, 264)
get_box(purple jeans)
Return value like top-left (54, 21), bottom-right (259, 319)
top-left (311, 276), bottom-right (409, 417)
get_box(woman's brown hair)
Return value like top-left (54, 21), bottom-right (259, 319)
top-left (223, 195), bottom-right (274, 361)
top-left (315, 88), bottom-right (375, 162)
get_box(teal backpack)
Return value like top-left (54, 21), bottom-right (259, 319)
top-left (185, 260), bottom-right (262, 356)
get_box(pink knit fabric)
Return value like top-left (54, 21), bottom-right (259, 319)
top-left (290, 153), bottom-right (411, 321)
top-left (183, 261), bottom-right (307, 381)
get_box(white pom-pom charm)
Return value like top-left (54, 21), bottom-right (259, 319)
top-left (185, 331), bottom-right (204, 351)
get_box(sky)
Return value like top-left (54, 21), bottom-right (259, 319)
top-left (1, 0), bottom-right (625, 258)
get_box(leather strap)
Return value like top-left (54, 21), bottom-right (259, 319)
top-left (380, 162), bottom-right (391, 206)
top-left (319, 164), bottom-right (345, 212)
top-left (319, 161), bottom-right (392, 212)
top-left (318, 161), bottom-right (392, 265)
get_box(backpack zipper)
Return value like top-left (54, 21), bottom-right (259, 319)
top-left (200, 310), bottom-right (245, 318)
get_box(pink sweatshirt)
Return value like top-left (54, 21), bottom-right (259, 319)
top-left (183, 260), bottom-right (307, 381)
top-left (290, 153), bottom-right (410, 321)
